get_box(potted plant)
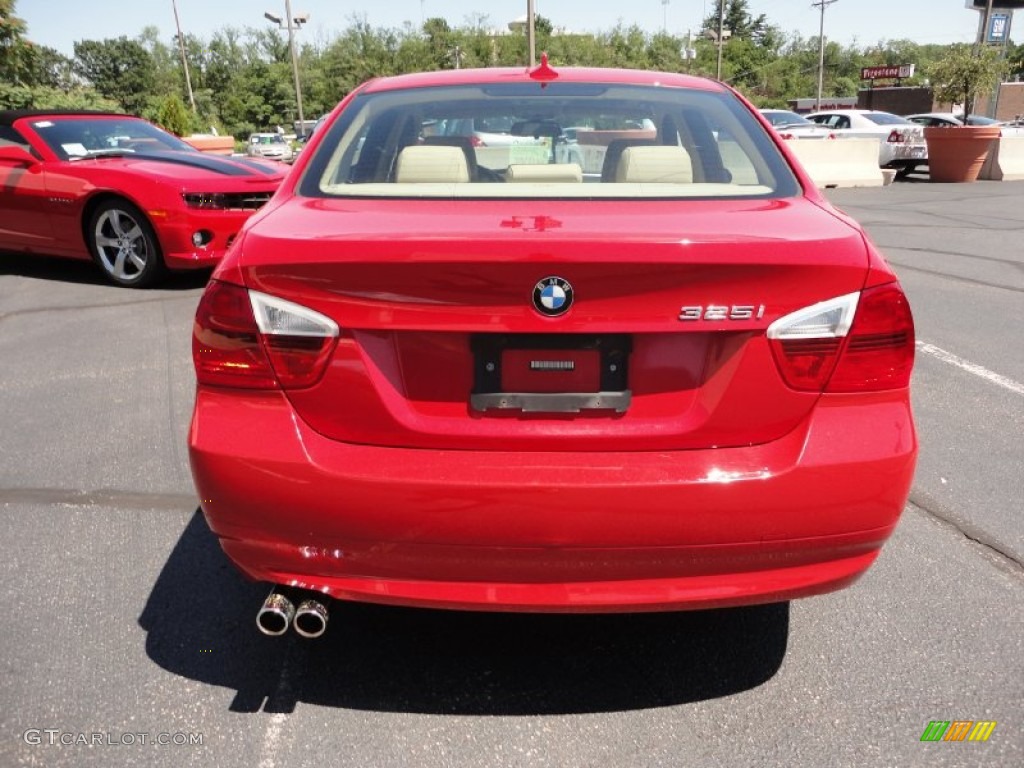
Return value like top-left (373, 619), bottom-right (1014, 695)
top-left (924, 43), bottom-right (1011, 182)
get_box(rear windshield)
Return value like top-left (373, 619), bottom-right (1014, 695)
top-left (253, 134), bottom-right (287, 144)
top-left (864, 112), bottom-right (911, 126)
top-left (763, 110), bottom-right (815, 127)
top-left (300, 82), bottom-right (799, 200)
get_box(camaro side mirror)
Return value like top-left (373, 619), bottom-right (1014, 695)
top-left (0, 145), bottom-right (39, 166)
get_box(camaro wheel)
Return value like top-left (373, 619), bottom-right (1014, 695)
top-left (88, 200), bottom-right (164, 287)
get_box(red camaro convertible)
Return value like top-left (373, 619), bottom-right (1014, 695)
top-left (188, 64), bottom-right (917, 639)
top-left (0, 111), bottom-right (286, 286)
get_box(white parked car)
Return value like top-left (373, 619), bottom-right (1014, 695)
top-left (759, 109), bottom-right (837, 140)
top-left (806, 109), bottom-right (926, 177)
top-left (905, 112), bottom-right (1024, 137)
top-left (246, 132), bottom-right (294, 162)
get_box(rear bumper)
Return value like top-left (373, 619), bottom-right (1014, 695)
top-left (881, 145), bottom-right (928, 169)
top-left (189, 388), bottom-right (916, 612)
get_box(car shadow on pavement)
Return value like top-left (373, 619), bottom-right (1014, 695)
top-left (0, 251), bottom-right (210, 290)
top-left (140, 510), bottom-right (789, 716)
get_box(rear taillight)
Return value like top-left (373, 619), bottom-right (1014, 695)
top-left (249, 290), bottom-right (339, 388)
top-left (193, 280), bottom-right (338, 390)
top-left (768, 292), bottom-right (857, 391)
top-left (827, 283), bottom-right (914, 392)
top-left (768, 283), bottom-right (914, 393)
top-left (193, 280), bottom-right (277, 388)
top-left (470, 135), bottom-right (486, 148)
top-left (886, 129), bottom-right (905, 144)
top-left (779, 132), bottom-right (795, 140)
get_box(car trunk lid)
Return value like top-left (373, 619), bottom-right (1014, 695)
top-left (237, 196), bottom-right (869, 451)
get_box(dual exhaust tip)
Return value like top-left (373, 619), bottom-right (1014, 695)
top-left (257, 590), bottom-right (328, 638)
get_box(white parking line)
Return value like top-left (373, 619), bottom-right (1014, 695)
top-left (917, 341), bottom-right (1024, 397)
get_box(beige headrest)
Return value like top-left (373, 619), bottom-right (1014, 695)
top-left (506, 163), bottom-right (583, 183)
top-left (615, 146), bottom-right (693, 183)
top-left (395, 145), bottom-right (470, 183)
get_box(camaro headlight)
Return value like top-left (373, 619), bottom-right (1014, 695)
top-left (182, 193), bottom-right (227, 209)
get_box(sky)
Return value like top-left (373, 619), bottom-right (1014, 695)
top-left (19, 1), bottom-right (991, 58)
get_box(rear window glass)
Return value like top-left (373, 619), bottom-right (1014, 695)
top-left (253, 134), bottom-right (287, 144)
top-left (299, 82), bottom-right (799, 200)
top-left (864, 112), bottom-right (910, 126)
top-left (762, 110), bottom-right (814, 127)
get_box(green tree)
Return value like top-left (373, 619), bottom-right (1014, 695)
top-left (1006, 41), bottom-right (1023, 82)
top-left (73, 37), bottom-right (156, 113)
top-left (928, 43), bottom-right (1011, 121)
top-left (704, 0), bottom-right (769, 43)
top-left (26, 45), bottom-right (74, 90)
top-left (0, 82), bottom-right (118, 110)
top-left (534, 14), bottom-right (554, 50)
top-left (137, 26), bottom-right (182, 100)
top-left (423, 17), bottom-right (454, 70)
top-left (155, 92), bottom-right (190, 135)
top-left (0, 0), bottom-right (34, 84)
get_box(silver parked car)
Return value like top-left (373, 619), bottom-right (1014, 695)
top-left (806, 109), bottom-right (926, 177)
top-left (246, 132), bottom-right (294, 162)
top-left (906, 112), bottom-right (1024, 137)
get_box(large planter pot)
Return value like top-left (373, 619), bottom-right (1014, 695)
top-left (924, 125), bottom-right (1001, 183)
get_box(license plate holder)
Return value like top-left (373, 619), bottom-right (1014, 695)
top-left (470, 334), bottom-right (631, 413)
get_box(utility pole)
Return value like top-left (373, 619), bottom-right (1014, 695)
top-left (284, 0), bottom-right (304, 137)
top-left (813, 0), bottom-right (838, 112)
top-left (662, 0), bottom-right (669, 34)
top-left (527, 0), bottom-right (536, 67)
top-left (170, 0), bottom-right (196, 112)
top-left (264, 2), bottom-right (309, 137)
top-left (716, 0), bottom-right (725, 80)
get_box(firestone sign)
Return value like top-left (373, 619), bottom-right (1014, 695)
top-left (860, 65), bottom-right (915, 80)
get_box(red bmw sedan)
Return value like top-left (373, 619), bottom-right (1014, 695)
top-left (0, 111), bottom-right (285, 286)
top-left (188, 64), bottom-right (916, 638)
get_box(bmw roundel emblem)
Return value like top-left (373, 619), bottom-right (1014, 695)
top-left (533, 276), bottom-right (574, 316)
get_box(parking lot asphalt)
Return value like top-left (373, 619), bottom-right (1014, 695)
top-left (1, 181), bottom-right (1021, 768)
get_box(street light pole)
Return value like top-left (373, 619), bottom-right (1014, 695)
top-left (265, 2), bottom-right (308, 137)
top-left (979, 0), bottom-right (999, 117)
top-left (813, 0), bottom-right (838, 112)
top-left (979, 0), bottom-right (995, 45)
top-left (170, 0), bottom-right (196, 112)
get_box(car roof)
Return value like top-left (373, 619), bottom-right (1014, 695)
top-left (359, 66), bottom-right (723, 95)
top-left (0, 110), bottom-right (132, 127)
top-left (806, 109), bottom-right (890, 116)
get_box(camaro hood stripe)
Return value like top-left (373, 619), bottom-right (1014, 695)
top-left (133, 151), bottom-right (280, 177)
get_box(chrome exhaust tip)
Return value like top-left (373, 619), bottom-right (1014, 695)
top-left (256, 590), bottom-right (295, 637)
top-left (293, 599), bottom-right (329, 639)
